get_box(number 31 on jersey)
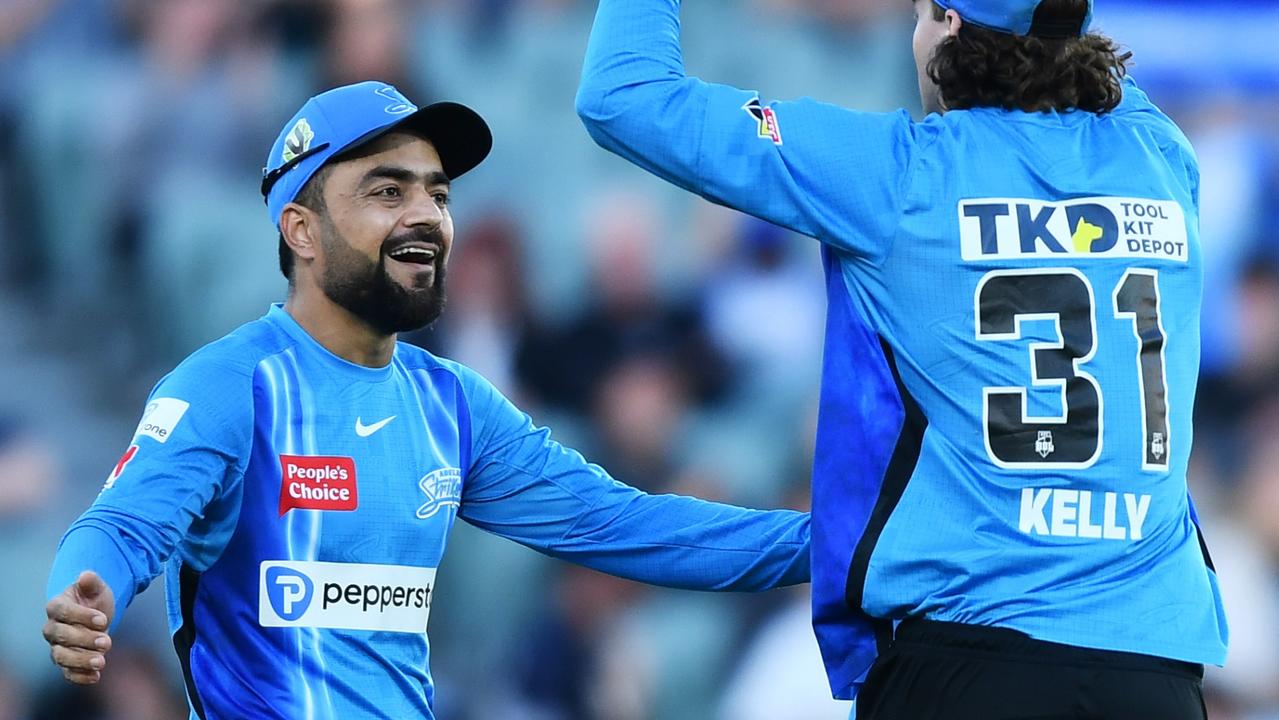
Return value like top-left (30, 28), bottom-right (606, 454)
top-left (975, 268), bottom-right (1169, 471)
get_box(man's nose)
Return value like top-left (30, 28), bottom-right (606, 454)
top-left (402, 189), bottom-right (444, 230)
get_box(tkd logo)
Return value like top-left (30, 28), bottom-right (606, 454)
top-left (1063, 204), bottom-right (1118, 253)
top-left (963, 201), bottom-right (1118, 256)
top-left (959, 196), bottom-right (1188, 263)
top-left (266, 566), bottom-right (314, 621)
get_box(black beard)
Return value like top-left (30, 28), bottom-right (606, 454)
top-left (318, 223), bottom-right (448, 335)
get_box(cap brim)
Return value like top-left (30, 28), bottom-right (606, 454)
top-left (393, 101), bottom-right (493, 181)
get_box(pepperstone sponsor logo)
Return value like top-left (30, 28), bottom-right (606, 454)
top-left (264, 566), bottom-right (314, 621)
top-left (958, 197), bottom-right (1189, 263)
top-left (278, 455), bottom-right (358, 515)
top-left (133, 397), bottom-right (190, 444)
top-left (259, 561), bottom-right (435, 633)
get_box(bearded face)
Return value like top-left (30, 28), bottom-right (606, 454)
top-left (317, 214), bottom-right (449, 335)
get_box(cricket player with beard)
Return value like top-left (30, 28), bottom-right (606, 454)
top-left (42, 81), bottom-right (811, 720)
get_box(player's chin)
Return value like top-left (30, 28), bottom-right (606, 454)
top-left (385, 258), bottom-right (437, 291)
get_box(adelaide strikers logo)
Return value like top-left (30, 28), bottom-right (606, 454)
top-left (416, 467), bottom-right (462, 520)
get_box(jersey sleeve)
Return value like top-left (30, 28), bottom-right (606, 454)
top-left (46, 355), bottom-right (254, 628)
top-left (576, 0), bottom-right (917, 261)
top-left (454, 367), bottom-right (810, 591)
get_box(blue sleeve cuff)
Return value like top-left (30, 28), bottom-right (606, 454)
top-left (47, 525), bottom-right (138, 633)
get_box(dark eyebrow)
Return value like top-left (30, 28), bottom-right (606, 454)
top-left (359, 166), bottom-right (451, 189)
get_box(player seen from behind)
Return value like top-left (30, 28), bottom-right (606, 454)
top-left (577, 0), bottom-right (1226, 717)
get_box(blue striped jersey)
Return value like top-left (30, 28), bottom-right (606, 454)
top-left (577, 0), bottom-right (1228, 699)
top-left (48, 304), bottom-right (810, 719)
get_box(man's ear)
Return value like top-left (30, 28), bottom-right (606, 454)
top-left (945, 9), bottom-right (963, 36)
top-left (280, 203), bottom-right (320, 263)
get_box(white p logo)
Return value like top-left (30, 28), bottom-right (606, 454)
top-left (278, 577), bottom-right (307, 614)
top-left (265, 566), bottom-right (314, 621)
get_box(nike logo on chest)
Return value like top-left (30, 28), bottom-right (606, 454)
top-left (355, 416), bottom-right (396, 437)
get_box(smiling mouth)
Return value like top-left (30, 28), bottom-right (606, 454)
top-left (386, 245), bottom-right (439, 267)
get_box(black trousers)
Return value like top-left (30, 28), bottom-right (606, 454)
top-left (855, 619), bottom-right (1207, 720)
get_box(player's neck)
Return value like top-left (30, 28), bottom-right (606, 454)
top-left (283, 288), bottom-right (397, 368)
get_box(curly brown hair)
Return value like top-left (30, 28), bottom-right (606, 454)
top-left (926, 0), bottom-right (1133, 114)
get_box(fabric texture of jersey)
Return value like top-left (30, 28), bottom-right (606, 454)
top-left (577, 0), bottom-right (1227, 700)
top-left (48, 305), bottom-right (810, 719)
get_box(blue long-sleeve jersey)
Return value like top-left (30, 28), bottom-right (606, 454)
top-left (48, 304), bottom-right (810, 719)
top-left (577, 0), bottom-right (1227, 700)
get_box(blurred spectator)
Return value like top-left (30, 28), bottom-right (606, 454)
top-left (588, 354), bottom-right (690, 493)
top-left (717, 468), bottom-right (851, 719)
top-left (410, 212), bottom-right (532, 397)
top-left (31, 645), bottom-right (184, 720)
top-left (320, 0), bottom-right (429, 101)
top-left (702, 217), bottom-right (826, 409)
top-left (717, 586), bottom-right (852, 720)
top-left (517, 190), bottom-right (730, 415)
top-left (505, 566), bottom-right (650, 720)
top-left (98, 647), bottom-right (188, 720)
top-left (0, 662), bottom-right (30, 720)
top-left (0, 418), bottom-right (58, 517)
top-left (1195, 258), bottom-right (1279, 481)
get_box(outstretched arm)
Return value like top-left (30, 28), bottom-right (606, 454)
top-left (44, 357), bottom-right (252, 682)
top-left (455, 366), bottom-right (809, 591)
top-left (576, 0), bottom-right (921, 260)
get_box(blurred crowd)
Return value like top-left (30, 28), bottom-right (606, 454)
top-left (0, 0), bottom-right (1276, 719)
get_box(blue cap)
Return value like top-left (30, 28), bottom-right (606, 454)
top-left (932, 0), bottom-right (1093, 37)
top-left (262, 81), bottom-right (492, 228)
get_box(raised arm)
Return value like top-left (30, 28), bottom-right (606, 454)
top-left (455, 366), bottom-right (809, 591)
top-left (576, 0), bottom-right (922, 260)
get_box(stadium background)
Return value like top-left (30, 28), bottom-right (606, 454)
top-left (0, 0), bottom-right (1276, 718)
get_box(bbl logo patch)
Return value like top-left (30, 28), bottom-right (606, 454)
top-left (282, 118), bottom-right (315, 164)
top-left (741, 98), bottom-right (782, 145)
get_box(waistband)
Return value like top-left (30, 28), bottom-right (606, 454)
top-left (894, 618), bottom-right (1204, 679)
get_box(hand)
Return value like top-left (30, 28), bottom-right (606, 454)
top-left (43, 571), bottom-right (116, 685)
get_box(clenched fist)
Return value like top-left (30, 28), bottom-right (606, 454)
top-left (43, 571), bottom-right (116, 685)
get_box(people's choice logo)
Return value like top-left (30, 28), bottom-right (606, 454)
top-left (133, 397), bottom-right (190, 444)
top-left (266, 566), bottom-right (315, 621)
top-left (279, 455), bottom-right (358, 515)
top-left (259, 561), bottom-right (435, 633)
